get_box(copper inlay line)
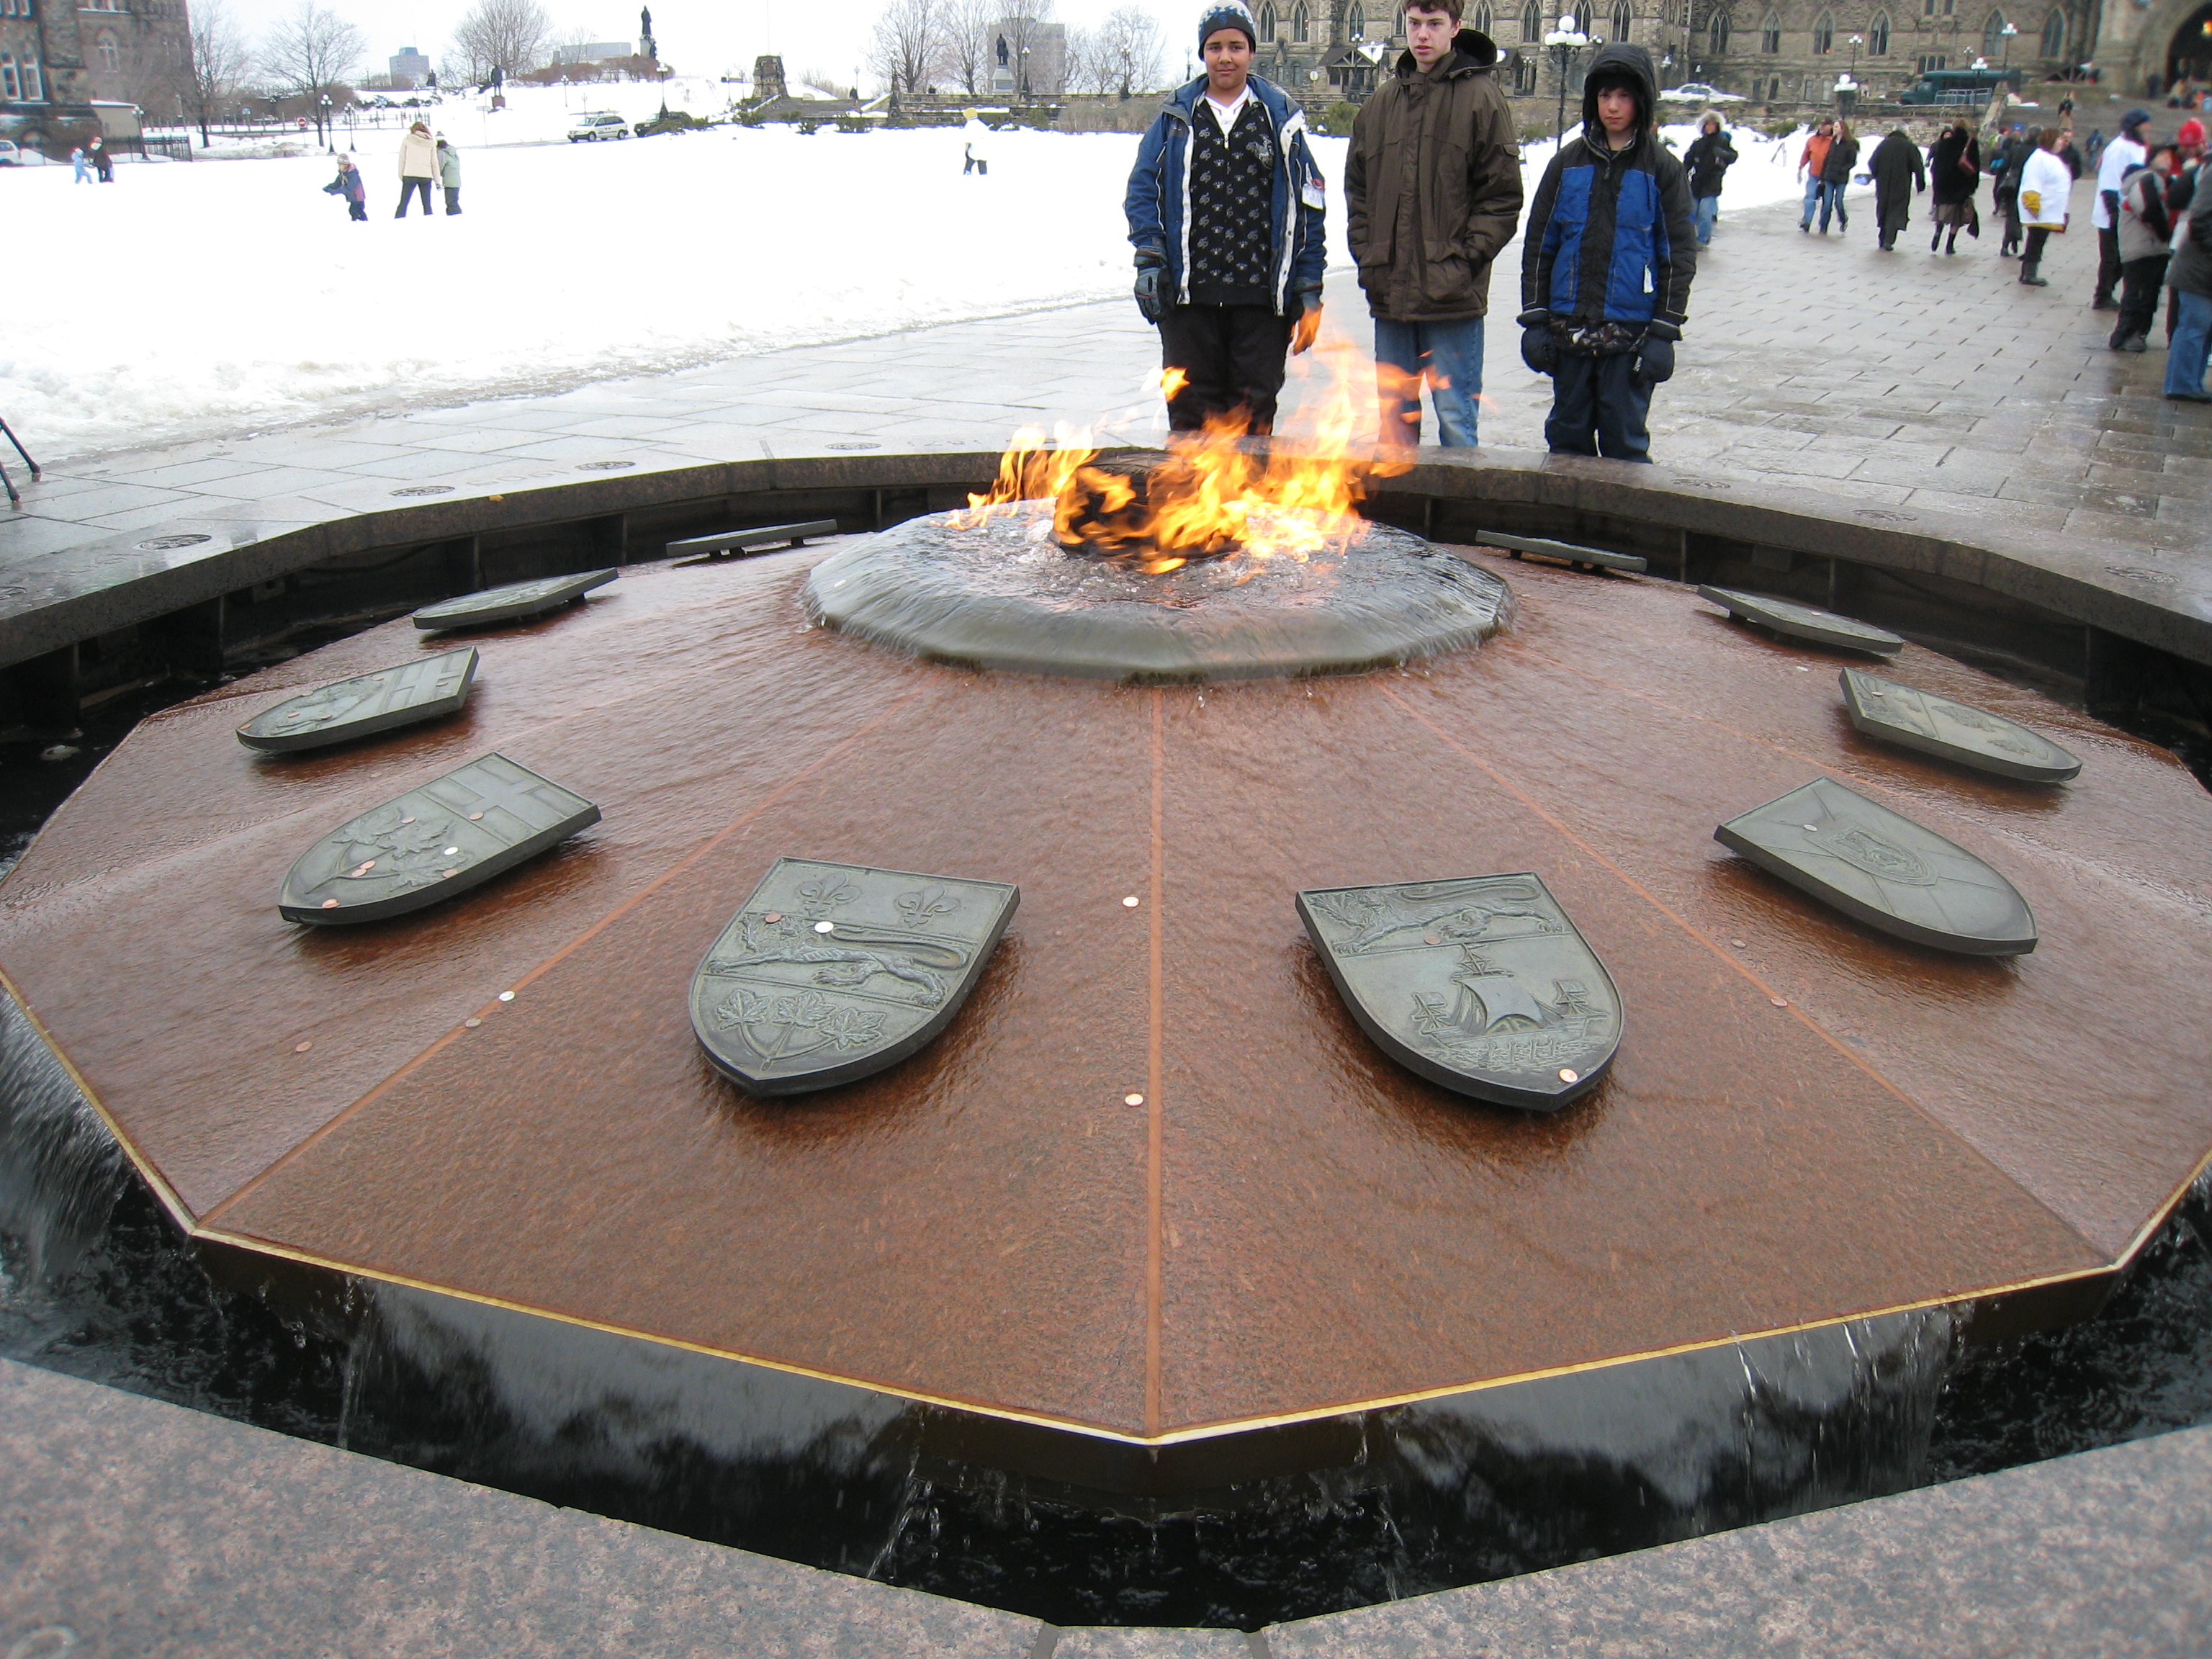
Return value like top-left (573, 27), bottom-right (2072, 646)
top-left (1145, 687), bottom-right (1166, 1439)
top-left (192, 1219), bottom-right (2115, 1449)
top-left (1376, 681), bottom-right (2053, 1172)
top-left (200, 685), bottom-right (934, 1227)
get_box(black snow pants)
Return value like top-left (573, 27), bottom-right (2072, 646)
top-left (396, 177), bottom-right (433, 217)
top-left (1158, 303), bottom-right (1293, 435)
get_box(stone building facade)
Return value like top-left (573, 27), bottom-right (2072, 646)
top-left (1, 0), bottom-right (189, 149)
top-left (1250, 0), bottom-right (2212, 108)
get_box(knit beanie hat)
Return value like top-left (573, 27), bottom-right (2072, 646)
top-left (1197, 1), bottom-right (1258, 51)
top-left (2119, 107), bottom-right (2150, 135)
top-left (2180, 117), bottom-right (2206, 148)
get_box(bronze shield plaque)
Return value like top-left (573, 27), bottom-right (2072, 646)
top-left (413, 570), bottom-right (616, 631)
top-left (279, 752), bottom-right (599, 925)
top-left (1697, 585), bottom-right (1904, 657)
top-left (1715, 778), bottom-right (2037, 955)
top-left (1297, 873), bottom-right (1622, 1112)
top-left (237, 647), bottom-right (478, 753)
top-left (1840, 670), bottom-right (2082, 783)
top-left (691, 858), bottom-right (1019, 1096)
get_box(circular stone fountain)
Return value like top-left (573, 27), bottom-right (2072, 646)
top-left (804, 503), bottom-right (1514, 683)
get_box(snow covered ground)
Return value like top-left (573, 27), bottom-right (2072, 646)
top-left (0, 114), bottom-right (1822, 463)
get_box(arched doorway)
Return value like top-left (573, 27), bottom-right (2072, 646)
top-left (2169, 1), bottom-right (2212, 85)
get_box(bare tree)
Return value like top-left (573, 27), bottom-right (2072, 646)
top-left (260, 1), bottom-right (365, 148)
top-left (1096, 4), bottom-right (1164, 95)
top-left (870, 0), bottom-right (943, 93)
top-left (936, 0), bottom-right (996, 93)
top-left (182, 0), bottom-right (254, 145)
top-left (446, 0), bottom-right (554, 86)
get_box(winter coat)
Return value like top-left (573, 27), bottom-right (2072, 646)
top-left (1344, 27), bottom-right (1522, 322)
top-left (2091, 132), bottom-right (2145, 228)
top-left (2170, 193), bottom-right (2212, 297)
top-left (2018, 145), bottom-right (2072, 230)
top-left (1683, 125), bottom-right (1737, 199)
top-left (437, 143), bottom-right (461, 186)
top-left (1125, 73), bottom-right (1328, 315)
top-left (1520, 42), bottom-right (1696, 345)
top-left (399, 129), bottom-right (438, 179)
top-left (324, 163), bottom-right (365, 202)
top-left (1799, 130), bottom-right (1833, 180)
top-left (1869, 130), bottom-right (1925, 224)
top-left (1928, 129), bottom-right (1982, 205)
top-left (1988, 134), bottom-right (2028, 200)
top-left (2117, 163), bottom-right (2175, 262)
top-left (1819, 135), bottom-right (1860, 186)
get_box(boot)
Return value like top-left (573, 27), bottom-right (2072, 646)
top-left (2122, 335), bottom-right (2148, 353)
top-left (1946, 230), bottom-right (1959, 255)
top-left (1931, 228), bottom-right (1943, 251)
top-left (2020, 260), bottom-right (2047, 287)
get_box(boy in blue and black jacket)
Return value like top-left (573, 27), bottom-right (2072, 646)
top-left (1516, 42), bottom-right (1696, 462)
top-left (1125, 1), bottom-right (1328, 435)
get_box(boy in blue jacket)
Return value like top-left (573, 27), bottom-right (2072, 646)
top-left (1125, 1), bottom-right (1328, 435)
top-left (1516, 42), bottom-right (1696, 462)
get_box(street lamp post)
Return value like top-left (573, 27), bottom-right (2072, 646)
top-left (1543, 13), bottom-right (1590, 145)
top-left (320, 92), bottom-right (333, 151)
top-left (1998, 20), bottom-right (2016, 68)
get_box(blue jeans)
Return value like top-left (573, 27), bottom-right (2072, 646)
top-left (1694, 194), bottom-right (1719, 245)
top-left (1801, 174), bottom-right (1821, 225)
top-left (1545, 350), bottom-right (1652, 462)
top-left (1373, 315), bottom-right (1484, 447)
top-left (1816, 179), bottom-right (1848, 231)
top-left (2167, 289), bottom-right (2212, 397)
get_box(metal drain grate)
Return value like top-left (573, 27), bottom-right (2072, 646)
top-left (135, 534), bottom-right (212, 551)
top-left (827, 442), bottom-right (881, 451)
top-left (577, 460), bottom-right (635, 471)
top-left (1855, 508), bottom-right (1917, 523)
top-left (390, 485), bottom-right (456, 498)
top-left (2107, 566), bottom-right (2179, 585)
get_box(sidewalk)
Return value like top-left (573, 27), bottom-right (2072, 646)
top-left (2, 179), bottom-right (2204, 572)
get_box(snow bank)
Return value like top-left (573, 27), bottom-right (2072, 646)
top-left (0, 117), bottom-right (1825, 462)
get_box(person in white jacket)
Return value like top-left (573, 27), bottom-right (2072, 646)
top-left (2090, 107), bottom-right (2149, 307)
top-left (396, 121), bottom-right (438, 219)
top-left (2015, 127), bottom-right (2073, 289)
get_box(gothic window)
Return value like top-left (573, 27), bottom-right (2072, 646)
top-left (1869, 11), bottom-right (1889, 52)
top-left (1350, 3), bottom-right (1366, 35)
top-left (1712, 9), bottom-right (1730, 52)
top-left (1521, 0), bottom-right (1542, 39)
top-left (1293, 0), bottom-right (1310, 40)
top-left (1812, 11), bottom-right (1833, 50)
top-left (1760, 11), bottom-right (1780, 50)
top-left (1474, 2), bottom-right (1494, 35)
top-left (1610, 0), bottom-right (1631, 40)
top-left (17, 53), bottom-right (37, 96)
top-left (1980, 9), bottom-right (2004, 54)
top-left (2037, 7), bottom-right (2062, 54)
top-left (1514, 50), bottom-right (1537, 89)
top-left (1261, 1), bottom-right (1278, 40)
top-left (0, 55), bottom-right (15, 100)
top-left (95, 29), bottom-right (121, 72)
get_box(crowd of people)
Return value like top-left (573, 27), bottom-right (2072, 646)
top-left (323, 120), bottom-right (464, 222)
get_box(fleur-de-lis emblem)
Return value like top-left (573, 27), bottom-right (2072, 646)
top-left (896, 888), bottom-right (960, 929)
top-left (796, 876), bottom-right (860, 918)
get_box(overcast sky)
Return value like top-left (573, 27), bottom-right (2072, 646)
top-left (214, 0), bottom-right (1210, 98)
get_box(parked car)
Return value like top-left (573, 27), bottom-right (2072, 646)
top-left (632, 109), bottom-right (705, 137)
top-left (567, 112), bottom-right (631, 141)
top-left (1898, 66), bottom-right (2024, 104)
top-left (0, 140), bottom-right (21, 166)
top-left (1658, 82), bottom-right (1743, 102)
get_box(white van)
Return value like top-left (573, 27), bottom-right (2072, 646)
top-left (566, 112), bottom-right (630, 142)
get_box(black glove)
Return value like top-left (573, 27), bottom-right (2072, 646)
top-left (1290, 287), bottom-right (1322, 355)
top-left (1632, 333), bottom-right (1675, 385)
top-left (1520, 325), bottom-right (1557, 376)
top-left (1133, 247), bottom-right (1167, 325)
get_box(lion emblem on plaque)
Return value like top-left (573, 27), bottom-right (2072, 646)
top-left (690, 857), bottom-right (1018, 1095)
top-left (1296, 873), bottom-right (1621, 1111)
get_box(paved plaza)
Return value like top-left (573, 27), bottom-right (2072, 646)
top-left (4, 177), bottom-right (2207, 574)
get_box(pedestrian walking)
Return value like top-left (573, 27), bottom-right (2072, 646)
top-left (2163, 166), bottom-right (2212, 401)
top-left (2092, 107), bottom-right (2151, 308)
top-left (395, 120), bottom-right (438, 219)
top-left (2084, 127), bottom-right (2106, 171)
top-left (87, 135), bottom-right (113, 182)
top-left (1684, 111), bottom-right (1737, 247)
top-left (1797, 114), bottom-right (1835, 231)
top-left (321, 152), bottom-right (368, 221)
top-left (436, 135), bottom-right (462, 215)
top-left (2170, 118), bottom-right (2206, 342)
top-left (1344, 0), bottom-right (1522, 448)
top-left (962, 140), bottom-right (988, 174)
top-left (2016, 126), bottom-right (2072, 287)
top-left (1869, 127), bottom-right (1926, 251)
top-left (1990, 124), bottom-right (2030, 255)
top-left (1816, 118), bottom-right (1859, 233)
top-left (1518, 41), bottom-right (1696, 463)
top-left (2110, 144), bottom-right (2177, 351)
top-left (1125, 1), bottom-right (1328, 436)
top-left (1928, 117), bottom-right (1982, 253)
top-left (70, 145), bottom-right (90, 184)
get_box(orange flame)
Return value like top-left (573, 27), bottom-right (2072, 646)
top-left (962, 329), bottom-right (1407, 573)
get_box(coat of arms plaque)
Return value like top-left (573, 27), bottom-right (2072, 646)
top-left (1698, 586), bottom-right (1904, 657)
top-left (691, 858), bottom-right (1019, 1095)
top-left (237, 647), bottom-right (478, 753)
top-left (1840, 670), bottom-right (2082, 783)
top-left (413, 570), bottom-right (616, 631)
top-left (1297, 873), bottom-right (1622, 1111)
